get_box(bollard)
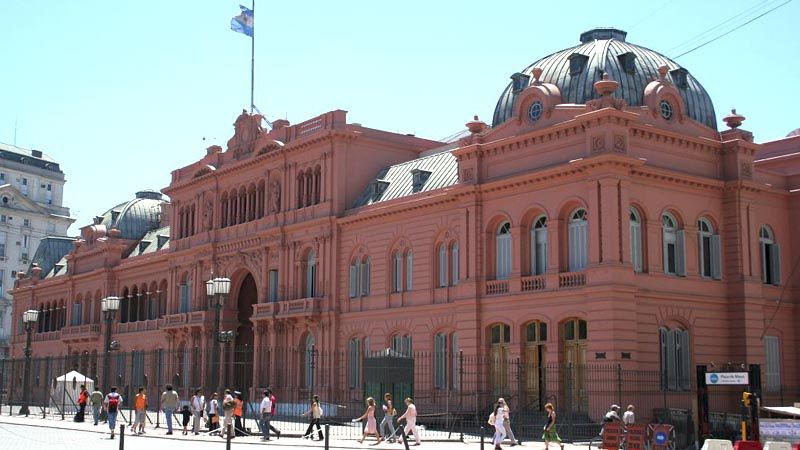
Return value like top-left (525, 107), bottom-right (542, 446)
top-left (480, 426), bottom-right (485, 450)
top-left (324, 423), bottom-right (330, 450)
top-left (401, 427), bottom-right (411, 450)
top-left (226, 423), bottom-right (232, 450)
top-left (119, 424), bottom-right (125, 450)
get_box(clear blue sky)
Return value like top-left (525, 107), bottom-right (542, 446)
top-left (0, 0), bottom-right (798, 234)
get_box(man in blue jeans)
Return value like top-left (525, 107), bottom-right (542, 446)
top-left (104, 386), bottom-right (123, 439)
top-left (160, 384), bottom-right (180, 435)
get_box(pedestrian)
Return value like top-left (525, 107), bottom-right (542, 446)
top-left (89, 386), bottom-right (104, 425)
top-left (397, 397), bottom-right (421, 446)
top-left (623, 404), bottom-right (635, 426)
top-left (208, 392), bottom-right (220, 434)
top-left (181, 404), bottom-right (192, 435)
top-left (380, 392), bottom-right (397, 443)
top-left (542, 403), bottom-right (564, 450)
top-left (355, 397), bottom-right (382, 444)
top-left (499, 398), bottom-right (519, 446)
top-left (259, 389), bottom-right (272, 441)
top-left (132, 386), bottom-right (148, 435)
top-left (104, 386), bottom-right (123, 440)
top-left (160, 384), bottom-right (179, 435)
top-left (491, 400), bottom-right (506, 450)
top-left (220, 389), bottom-right (236, 439)
top-left (301, 394), bottom-right (324, 441)
top-left (267, 388), bottom-right (281, 438)
top-left (74, 384), bottom-right (89, 422)
top-left (190, 389), bottom-right (205, 435)
top-left (233, 391), bottom-right (245, 436)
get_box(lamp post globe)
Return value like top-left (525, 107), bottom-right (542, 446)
top-left (207, 277), bottom-right (231, 392)
top-left (20, 309), bottom-right (39, 416)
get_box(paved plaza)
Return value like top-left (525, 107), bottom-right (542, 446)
top-left (0, 412), bottom-right (591, 450)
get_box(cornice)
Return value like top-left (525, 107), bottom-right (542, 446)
top-left (629, 124), bottom-right (721, 155)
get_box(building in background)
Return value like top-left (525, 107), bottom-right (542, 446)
top-left (0, 143), bottom-right (73, 358)
top-left (8, 29), bottom-right (799, 419)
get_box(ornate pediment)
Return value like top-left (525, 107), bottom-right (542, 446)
top-left (226, 110), bottom-right (265, 159)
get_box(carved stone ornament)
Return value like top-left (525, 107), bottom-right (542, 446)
top-left (613, 134), bottom-right (626, 152)
top-left (203, 199), bottom-right (214, 230)
top-left (586, 73), bottom-right (627, 111)
top-left (461, 168), bottom-right (475, 182)
top-left (740, 161), bottom-right (753, 180)
top-left (269, 179), bottom-right (282, 213)
top-left (592, 135), bottom-right (605, 152)
top-left (227, 110), bottom-right (265, 159)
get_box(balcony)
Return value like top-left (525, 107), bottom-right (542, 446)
top-left (116, 319), bottom-right (163, 334)
top-left (61, 324), bottom-right (101, 342)
top-left (252, 297), bottom-right (323, 320)
top-left (521, 275), bottom-right (546, 292)
top-left (160, 311), bottom-right (209, 330)
top-left (558, 271), bottom-right (586, 288)
top-left (486, 279), bottom-right (509, 295)
top-left (33, 331), bottom-right (61, 342)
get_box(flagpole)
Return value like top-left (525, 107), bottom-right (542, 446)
top-left (250, 0), bottom-right (255, 114)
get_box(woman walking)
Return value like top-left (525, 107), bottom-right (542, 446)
top-left (491, 400), bottom-right (506, 450)
top-left (355, 397), bottom-right (382, 444)
top-left (208, 392), bottom-right (220, 434)
top-left (542, 403), bottom-right (564, 450)
top-left (380, 393), bottom-right (397, 443)
top-left (301, 394), bottom-right (324, 441)
top-left (397, 397), bottom-right (421, 446)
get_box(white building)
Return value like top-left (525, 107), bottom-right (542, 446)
top-left (0, 143), bottom-right (73, 358)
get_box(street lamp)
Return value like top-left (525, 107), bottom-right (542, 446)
top-left (206, 277), bottom-right (230, 392)
top-left (100, 296), bottom-right (120, 393)
top-left (19, 309), bottom-right (39, 416)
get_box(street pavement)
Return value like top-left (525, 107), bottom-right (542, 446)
top-left (0, 412), bottom-right (589, 450)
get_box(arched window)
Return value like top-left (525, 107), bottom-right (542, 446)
top-left (305, 250), bottom-right (317, 298)
top-left (349, 259), bottom-right (361, 298)
top-left (662, 213), bottom-right (685, 276)
top-left (438, 244), bottom-right (448, 288)
top-left (760, 226), bottom-right (781, 285)
top-left (698, 218), bottom-right (721, 279)
top-left (568, 209), bottom-right (588, 271)
top-left (525, 321), bottom-right (547, 401)
top-left (659, 327), bottom-right (690, 390)
top-left (405, 250), bottom-right (413, 290)
top-left (496, 222), bottom-right (512, 279)
top-left (451, 242), bottom-right (460, 285)
top-left (392, 252), bottom-right (403, 293)
top-left (489, 324), bottom-right (510, 394)
top-left (530, 216), bottom-right (548, 275)
top-left (360, 257), bottom-right (370, 296)
top-left (391, 333), bottom-right (412, 357)
top-left (630, 208), bottom-right (643, 273)
top-left (303, 334), bottom-right (316, 389)
top-left (434, 332), bottom-right (459, 389)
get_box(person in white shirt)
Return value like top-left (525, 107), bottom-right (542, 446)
top-left (207, 392), bottom-right (220, 434)
top-left (190, 389), bottom-right (205, 435)
top-left (623, 404), bottom-right (635, 426)
top-left (259, 390), bottom-right (273, 441)
top-left (492, 400), bottom-right (506, 450)
top-left (397, 397), bottom-right (421, 446)
top-left (220, 389), bottom-right (236, 439)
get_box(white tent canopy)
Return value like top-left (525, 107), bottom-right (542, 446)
top-left (50, 370), bottom-right (95, 413)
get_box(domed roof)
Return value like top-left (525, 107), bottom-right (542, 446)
top-left (95, 190), bottom-right (167, 241)
top-left (492, 28), bottom-right (717, 129)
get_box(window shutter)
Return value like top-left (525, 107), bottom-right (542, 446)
top-left (439, 246), bottom-right (447, 287)
top-left (697, 233), bottom-right (705, 276)
top-left (679, 330), bottom-right (690, 390)
top-left (451, 243), bottom-right (459, 285)
top-left (764, 336), bottom-right (781, 391)
top-left (530, 228), bottom-right (537, 276)
top-left (497, 234), bottom-right (510, 279)
top-left (711, 234), bottom-right (722, 280)
top-left (666, 329), bottom-right (678, 390)
top-left (434, 334), bottom-right (446, 389)
top-left (361, 259), bottom-right (370, 296)
top-left (349, 265), bottom-right (357, 298)
top-left (676, 230), bottom-right (686, 276)
top-left (631, 222), bottom-right (642, 272)
top-left (569, 224), bottom-right (578, 271)
top-left (348, 339), bottom-right (359, 388)
top-left (541, 228), bottom-right (549, 274)
top-left (760, 242), bottom-right (768, 283)
top-left (770, 244), bottom-right (781, 285)
top-left (570, 221), bottom-right (587, 271)
top-left (659, 328), bottom-right (668, 389)
top-left (451, 333), bottom-right (460, 388)
top-left (406, 251), bottom-right (413, 290)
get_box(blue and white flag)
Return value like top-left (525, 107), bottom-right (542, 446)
top-left (231, 5), bottom-right (254, 37)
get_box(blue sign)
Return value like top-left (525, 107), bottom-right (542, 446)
top-left (709, 374), bottom-right (719, 384)
top-left (655, 431), bottom-right (668, 445)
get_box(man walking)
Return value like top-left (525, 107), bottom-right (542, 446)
top-left (267, 388), bottom-right (281, 438)
top-left (104, 386), bottom-right (123, 439)
top-left (89, 386), bottom-right (104, 425)
top-left (220, 389), bottom-right (236, 439)
top-left (74, 384), bottom-right (89, 422)
top-left (132, 387), bottom-right (148, 435)
top-left (259, 390), bottom-right (272, 440)
top-left (190, 389), bottom-right (205, 435)
top-left (398, 397), bottom-right (421, 446)
top-left (160, 384), bottom-right (179, 435)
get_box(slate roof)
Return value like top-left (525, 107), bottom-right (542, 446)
top-left (352, 149), bottom-right (458, 208)
top-left (492, 28), bottom-right (717, 130)
top-left (26, 236), bottom-right (76, 279)
top-left (96, 190), bottom-right (166, 241)
top-left (0, 142), bottom-right (62, 173)
top-left (126, 225), bottom-right (170, 258)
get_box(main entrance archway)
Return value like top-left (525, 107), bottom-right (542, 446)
top-left (230, 272), bottom-right (257, 391)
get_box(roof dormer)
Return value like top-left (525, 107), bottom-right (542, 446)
top-left (410, 169), bottom-right (431, 193)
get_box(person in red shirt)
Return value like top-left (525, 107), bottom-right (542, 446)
top-left (267, 389), bottom-right (281, 438)
top-left (74, 385), bottom-right (89, 422)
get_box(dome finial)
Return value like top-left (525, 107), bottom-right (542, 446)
top-left (466, 115), bottom-right (487, 134)
top-left (532, 67), bottom-right (543, 83)
top-left (594, 73), bottom-right (619, 97)
top-left (723, 108), bottom-right (745, 129)
top-left (658, 65), bottom-right (669, 80)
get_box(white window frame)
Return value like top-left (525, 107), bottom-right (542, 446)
top-left (391, 334), bottom-right (412, 357)
top-left (568, 209), bottom-right (588, 271)
top-left (698, 218), bottom-right (722, 280)
top-left (630, 208), bottom-right (643, 273)
top-left (496, 222), bottom-right (512, 279)
top-left (438, 244), bottom-right (448, 287)
top-left (392, 252), bottom-right (402, 293)
top-left (759, 226), bottom-right (781, 285)
top-left (531, 216), bottom-right (548, 275)
top-left (662, 214), bottom-right (686, 276)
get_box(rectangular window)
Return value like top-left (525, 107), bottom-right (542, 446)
top-left (71, 303), bottom-right (82, 326)
top-left (179, 283), bottom-right (190, 313)
top-left (20, 177), bottom-right (28, 195)
top-left (0, 173), bottom-right (4, 182)
top-left (660, 328), bottom-right (691, 391)
top-left (0, 269), bottom-right (4, 298)
top-left (451, 243), bottom-right (459, 285)
top-left (764, 335), bottom-right (781, 392)
top-left (349, 264), bottom-right (358, 298)
top-left (23, 219), bottom-right (30, 228)
top-left (434, 334), bottom-right (448, 389)
top-left (22, 234), bottom-right (30, 249)
top-left (406, 251), bottom-right (413, 290)
top-left (360, 260), bottom-right (370, 296)
top-left (393, 254), bottom-right (402, 293)
top-left (568, 221), bottom-right (587, 271)
top-left (438, 246), bottom-right (447, 287)
top-left (268, 270), bottom-right (279, 302)
top-left (348, 338), bottom-right (361, 389)
top-left (0, 231), bottom-right (6, 257)
top-left (630, 222), bottom-right (642, 273)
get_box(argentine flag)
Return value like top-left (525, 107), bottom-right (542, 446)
top-left (231, 5), bottom-right (254, 37)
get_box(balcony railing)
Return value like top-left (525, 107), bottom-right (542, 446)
top-left (61, 324), bottom-right (101, 341)
top-left (559, 271), bottom-right (586, 288)
top-left (521, 275), bottom-right (546, 292)
top-left (486, 279), bottom-right (509, 295)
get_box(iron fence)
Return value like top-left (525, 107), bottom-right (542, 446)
top-left (0, 347), bottom-right (796, 446)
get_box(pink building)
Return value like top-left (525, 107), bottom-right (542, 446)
top-left (9, 29), bottom-right (799, 411)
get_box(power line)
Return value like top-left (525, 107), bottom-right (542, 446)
top-left (672, 0), bottom-right (793, 59)
top-left (628, 0), bottom-right (675, 31)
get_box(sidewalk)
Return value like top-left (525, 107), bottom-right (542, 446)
top-left (0, 411), bottom-right (588, 449)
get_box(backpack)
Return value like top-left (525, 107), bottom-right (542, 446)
top-left (107, 394), bottom-right (120, 412)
